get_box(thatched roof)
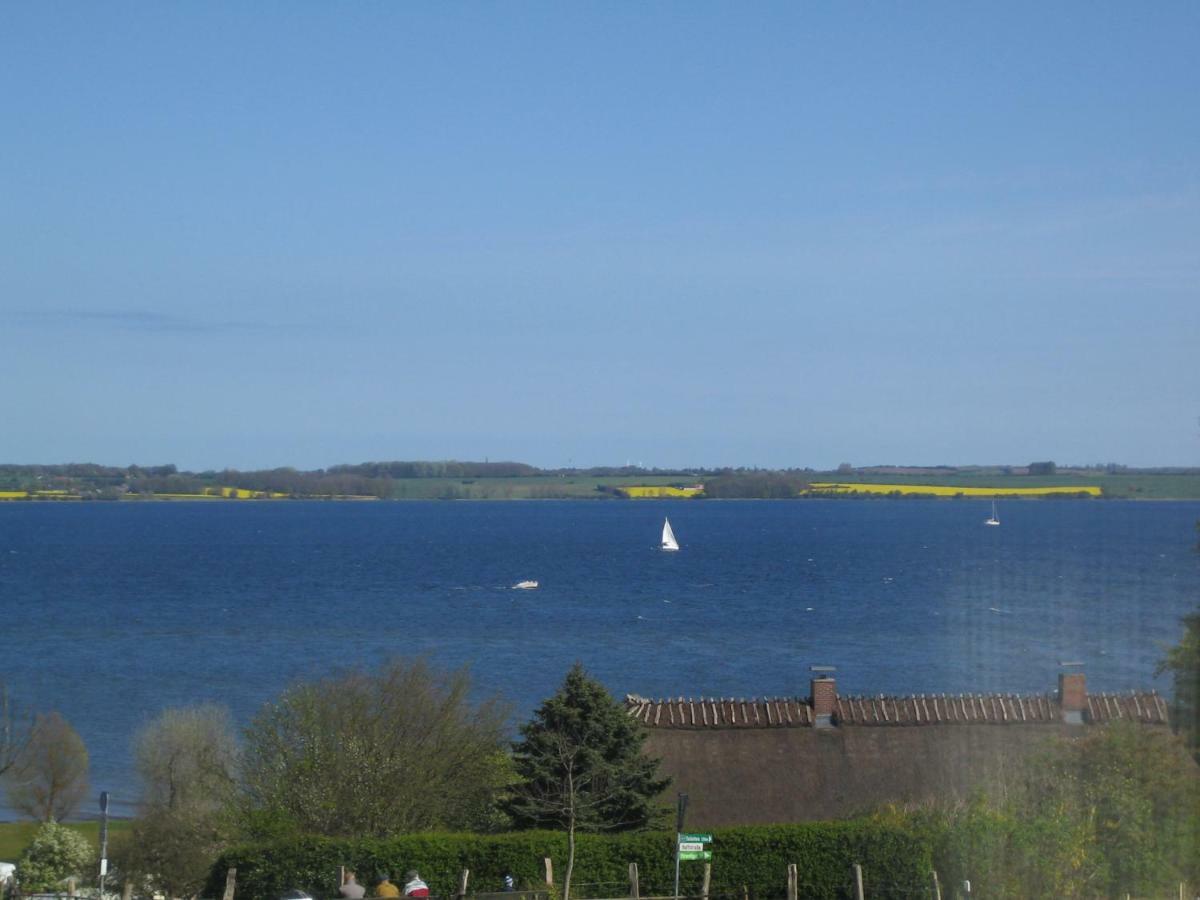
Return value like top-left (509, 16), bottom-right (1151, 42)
top-left (624, 690), bottom-right (1168, 728)
top-left (627, 676), bottom-right (1174, 826)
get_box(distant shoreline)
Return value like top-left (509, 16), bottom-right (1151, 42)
top-left (3, 493), bottom-right (1199, 503)
top-left (4, 464), bottom-right (1199, 501)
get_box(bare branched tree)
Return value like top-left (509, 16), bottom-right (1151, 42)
top-left (6, 711), bottom-right (89, 821)
top-left (0, 683), bottom-right (33, 779)
top-left (135, 703), bottom-right (239, 813)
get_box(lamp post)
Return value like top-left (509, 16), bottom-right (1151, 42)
top-left (98, 792), bottom-right (109, 899)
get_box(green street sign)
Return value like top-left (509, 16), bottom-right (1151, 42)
top-left (680, 833), bottom-right (713, 843)
top-left (679, 851), bottom-right (713, 861)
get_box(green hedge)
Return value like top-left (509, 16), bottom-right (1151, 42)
top-left (206, 824), bottom-right (932, 900)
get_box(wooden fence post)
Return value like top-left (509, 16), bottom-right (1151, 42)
top-left (223, 867), bottom-right (238, 900)
top-left (544, 858), bottom-right (554, 887)
top-left (852, 864), bottom-right (864, 900)
top-left (121, 881), bottom-right (133, 900)
top-left (458, 869), bottom-right (470, 898)
top-left (931, 870), bottom-right (941, 900)
top-left (700, 864), bottom-right (710, 900)
top-left (67, 878), bottom-right (77, 897)
top-left (786, 864), bottom-right (797, 900)
top-left (338, 867), bottom-right (346, 889)
top-left (628, 863), bottom-right (639, 900)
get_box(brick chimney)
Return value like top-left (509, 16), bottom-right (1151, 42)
top-left (811, 672), bottom-right (837, 729)
top-left (1059, 670), bottom-right (1087, 725)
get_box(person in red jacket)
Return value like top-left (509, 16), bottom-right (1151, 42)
top-left (402, 871), bottom-right (430, 898)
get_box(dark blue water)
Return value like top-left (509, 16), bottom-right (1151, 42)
top-left (1, 499), bottom-right (1197, 818)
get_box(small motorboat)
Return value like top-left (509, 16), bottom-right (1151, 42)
top-left (512, 580), bottom-right (539, 590)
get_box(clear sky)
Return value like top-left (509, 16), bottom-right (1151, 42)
top-left (2, 3), bottom-right (1197, 471)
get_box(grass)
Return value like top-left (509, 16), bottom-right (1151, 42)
top-left (0, 820), bottom-right (133, 861)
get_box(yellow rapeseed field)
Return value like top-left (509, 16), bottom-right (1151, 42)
top-left (807, 482), bottom-right (1102, 497)
top-left (149, 487), bottom-right (288, 499)
top-left (148, 492), bottom-right (226, 500)
top-left (621, 486), bottom-right (703, 498)
top-left (0, 490), bottom-right (80, 500)
top-left (204, 486), bottom-right (272, 498)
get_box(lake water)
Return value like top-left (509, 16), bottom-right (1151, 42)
top-left (1, 499), bottom-right (1198, 819)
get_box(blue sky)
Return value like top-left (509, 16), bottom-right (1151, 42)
top-left (2, 3), bottom-right (1197, 470)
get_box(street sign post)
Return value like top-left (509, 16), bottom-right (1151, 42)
top-left (673, 794), bottom-right (689, 900)
top-left (676, 829), bottom-right (714, 872)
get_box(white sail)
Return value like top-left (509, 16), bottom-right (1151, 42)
top-left (661, 517), bottom-right (680, 551)
top-left (985, 500), bottom-right (1000, 526)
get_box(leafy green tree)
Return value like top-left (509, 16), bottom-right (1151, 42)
top-left (241, 658), bottom-right (510, 838)
top-left (1158, 608), bottom-right (1200, 761)
top-left (118, 705), bottom-right (240, 899)
top-left (701, 472), bottom-right (808, 499)
top-left (16, 820), bottom-right (93, 892)
top-left (6, 712), bottom-right (89, 821)
top-left (507, 664), bottom-right (670, 900)
top-left (1028, 722), bottom-right (1199, 896)
top-left (881, 721), bottom-right (1200, 898)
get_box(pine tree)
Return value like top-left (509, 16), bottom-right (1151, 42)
top-left (507, 664), bottom-right (670, 900)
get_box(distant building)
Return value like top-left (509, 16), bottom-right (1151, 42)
top-left (626, 671), bottom-right (1172, 826)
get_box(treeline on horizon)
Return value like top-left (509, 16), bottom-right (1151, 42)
top-left (1, 461), bottom-right (818, 499)
top-left (3, 460), bottom-right (1198, 501)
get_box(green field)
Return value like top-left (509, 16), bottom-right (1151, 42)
top-left (385, 474), bottom-right (692, 500)
top-left (389, 471), bottom-right (1200, 500)
top-left (0, 820), bottom-right (132, 862)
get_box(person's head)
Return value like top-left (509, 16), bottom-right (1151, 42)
top-left (405, 871), bottom-right (420, 882)
top-left (379, 875), bottom-right (393, 884)
top-left (345, 872), bottom-right (358, 884)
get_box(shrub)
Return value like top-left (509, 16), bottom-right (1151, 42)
top-left (17, 820), bottom-right (94, 892)
top-left (208, 823), bottom-right (932, 900)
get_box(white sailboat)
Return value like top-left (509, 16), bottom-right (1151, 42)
top-left (984, 500), bottom-right (1000, 527)
top-left (660, 517), bottom-right (680, 551)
